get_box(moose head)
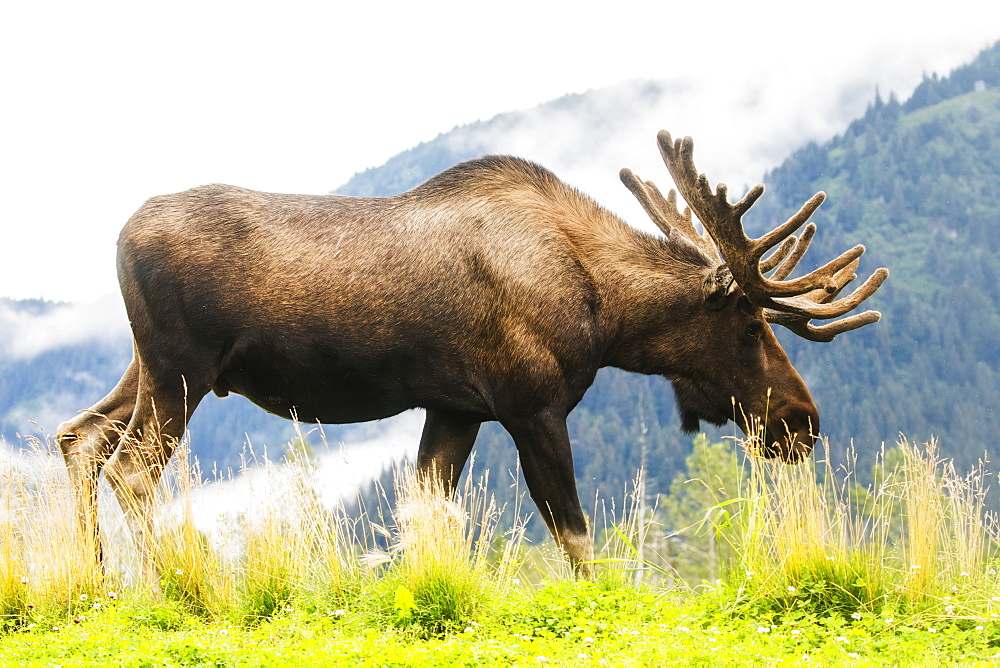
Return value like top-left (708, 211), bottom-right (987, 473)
top-left (619, 131), bottom-right (888, 462)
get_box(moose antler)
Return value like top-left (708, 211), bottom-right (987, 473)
top-left (623, 131), bottom-right (889, 342)
top-left (619, 167), bottom-right (718, 259)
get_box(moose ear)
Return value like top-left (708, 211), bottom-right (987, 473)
top-left (703, 264), bottom-right (737, 309)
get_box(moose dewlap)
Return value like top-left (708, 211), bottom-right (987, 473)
top-left (57, 131), bottom-right (887, 576)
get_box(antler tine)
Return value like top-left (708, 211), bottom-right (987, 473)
top-left (764, 266), bottom-right (889, 340)
top-left (662, 187), bottom-right (716, 255)
top-left (768, 223), bottom-right (816, 281)
top-left (769, 267), bottom-right (889, 319)
top-left (619, 168), bottom-right (717, 258)
top-left (767, 310), bottom-right (883, 343)
top-left (756, 192), bottom-right (826, 257)
top-left (620, 168), bottom-right (675, 236)
top-left (817, 257), bottom-right (862, 303)
top-left (760, 235), bottom-right (797, 274)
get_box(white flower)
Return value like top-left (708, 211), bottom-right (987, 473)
top-left (511, 578), bottom-right (521, 585)
top-left (757, 626), bottom-right (770, 633)
top-left (333, 609), bottom-right (345, 616)
top-left (787, 586), bottom-right (797, 592)
top-left (910, 564), bottom-right (922, 569)
top-left (847, 653), bottom-right (860, 659)
top-left (791, 629), bottom-right (802, 636)
top-left (977, 626), bottom-right (985, 631)
top-left (929, 627), bottom-right (937, 633)
top-left (835, 636), bottom-right (848, 643)
top-left (19, 577), bottom-right (28, 585)
top-left (945, 605), bottom-right (955, 614)
top-left (577, 655), bottom-right (590, 660)
top-left (92, 602), bottom-right (102, 610)
top-left (107, 592), bottom-right (118, 600)
top-left (708, 638), bottom-right (716, 642)
top-left (583, 637), bottom-right (595, 644)
top-left (78, 594), bottom-right (88, 601)
top-left (884, 618), bottom-right (894, 624)
top-left (961, 571), bottom-right (970, 576)
top-left (219, 628), bottom-right (229, 636)
top-left (175, 569), bottom-right (184, 575)
top-left (535, 657), bottom-right (548, 663)
top-left (851, 612), bottom-right (862, 620)
top-left (677, 626), bottom-right (690, 633)
top-left (464, 627), bottom-right (474, 633)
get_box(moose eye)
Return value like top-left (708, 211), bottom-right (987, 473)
top-left (745, 321), bottom-right (764, 340)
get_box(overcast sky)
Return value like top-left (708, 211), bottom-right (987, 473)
top-left (2, 1), bottom-right (998, 304)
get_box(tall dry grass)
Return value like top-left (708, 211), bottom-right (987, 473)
top-left (0, 436), bottom-right (110, 630)
top-left (0, 428), bottom-right (530, 631)
top-left (724, 435), bottom-right (999, 618)
top-left (5, 422), bottom-right (1000, 633)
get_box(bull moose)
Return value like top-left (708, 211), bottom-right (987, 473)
top-left (57, 131), bottom-right (887, 575)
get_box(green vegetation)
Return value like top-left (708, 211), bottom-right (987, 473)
top-left (6, 430), bottom-right (1000, 665)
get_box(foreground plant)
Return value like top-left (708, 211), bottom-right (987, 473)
top-left (721, 436), bottom-right (999, 621)
top-left (376, 467), bottom-right (526, 636)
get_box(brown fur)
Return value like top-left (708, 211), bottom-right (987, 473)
top-left (57, 154), bottom-right (818, 575)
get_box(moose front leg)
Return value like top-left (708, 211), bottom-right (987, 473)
top-left (416, 409), bottom-right (482, 495)
top-left (505, 410), bottom-right (594, 577)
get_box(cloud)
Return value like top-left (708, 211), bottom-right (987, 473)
top-left (158, 411), bottom-right (424, 544)
top-left (448, 40), bottom-right (975, 237)
top-left (0, 294), bottom-right (130, 359)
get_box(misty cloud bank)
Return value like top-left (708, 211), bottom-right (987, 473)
top-left (342, 55), bottom-right (937, 242)
top-left (0, 294), bottom-right (129, 359)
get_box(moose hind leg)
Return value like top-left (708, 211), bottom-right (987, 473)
top-left (56, 356), bottom-right (140, 565)
top-left (504, 410), bottom-right (594, 577)
top-left (416, 409), bottom-right (482, 495)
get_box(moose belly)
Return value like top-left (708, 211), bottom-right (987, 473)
top-left (211, 344), bottom-right (486, 424)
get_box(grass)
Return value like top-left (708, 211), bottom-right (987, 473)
top-left (719, 437), bottom-right (1000, 625)
top-left (4, 429), bottom-right (1000, 664)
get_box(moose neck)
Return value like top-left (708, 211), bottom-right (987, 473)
top-left (556, 207), bottom-right (714, 378)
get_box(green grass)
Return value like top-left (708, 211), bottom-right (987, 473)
top-left (3, 582), bottom-right (1000, 665)
top-left (5, 432), bottom-right (1000, 664)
